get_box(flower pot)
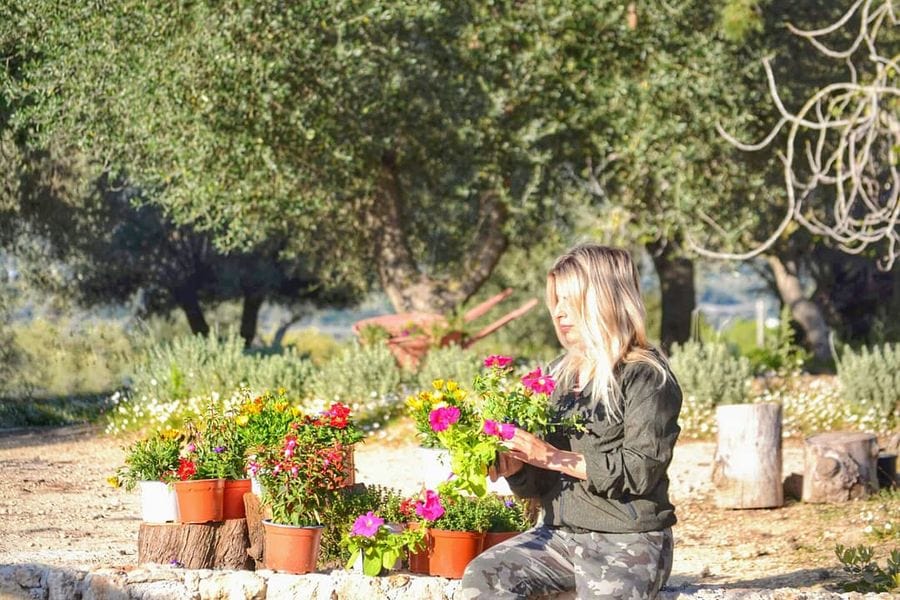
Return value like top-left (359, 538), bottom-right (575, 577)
top-left (138, 481), bottom-right (178, 523)
top-left (222, 479), bottom-right (251, 519)
top-left (174, 478), bottom-right (224, 523)
top-left (427, 528), bottom-right (484, 579)
top-left (263, 520), bottom-right (323, 574)
top-left (406, 522), bottom-right (430, 574)
top-left (482, 531), bottom-right (521, 552)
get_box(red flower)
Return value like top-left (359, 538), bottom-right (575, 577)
top-left (176, 458), bottom-right (196, 481)
top-left (325, 403), bottom-right (352, 429)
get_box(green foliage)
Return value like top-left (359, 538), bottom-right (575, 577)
top-left (0, 394), bottom-right (109, 427)
top-left (357, 324), bottom-right (391, 348)
top-left (720, 0), bottom-right (766, 42)
top-left (744, 307), bottom-right (810, 375)
top-left (834, 544), bottom-right (900, 593)
top-left (835, 343), bottom-right (900, 431)
top-left (482, 495), bottom-right (533, 533)
top-left (416, 346), bottom-right (482, 394)
top-left (670, 340), bottom-right (752, 407)
top-left (430, 491), bottom-right (490, 533)
top-left (108, 328), bottom-right (314, 433)
top-left (318, 485), bottom-right (404, 568)
top-left (307, 342), bottom-right (403, 408)
top-left (114, 429), bottom-right (184, 491)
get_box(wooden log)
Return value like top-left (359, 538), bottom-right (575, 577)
top-left (137, 519), bottom-right (253, 570)
top-left (244, 492), bottom-right (268, 570)
top-left (802, 431), bottom-right (879, 503)
top-left (712, 403), bottom-right (783, 509)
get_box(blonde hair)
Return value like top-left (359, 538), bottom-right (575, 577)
top-left (546, 243), bottom-right (667, 421)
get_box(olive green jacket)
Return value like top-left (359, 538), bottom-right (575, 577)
top-left (506, 358), bottom-right (682, 533)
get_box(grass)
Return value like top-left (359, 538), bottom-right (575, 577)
top-left (0, 393), bottom-right (112, 428)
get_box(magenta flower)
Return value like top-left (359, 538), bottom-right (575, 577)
top-left (522, 367), bottom-right (556, 395)
top-left (483, 355), bottom-right (514, 369)
top-left (499, 423), bottom-right (516, 440)
top-left (429, 406), bottom-right (461, 432)
top-left (483, 419), bottom-right (500, 437)
top-left (351, 511), bottom-right (384, 538)
top-left (185, 443), bottom-right (196, 453)
top-left (415, 490), bottom-right (445, 521)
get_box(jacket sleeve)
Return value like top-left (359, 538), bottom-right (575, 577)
top-left (505, 463), bottom-right (556, 498)
top-left (582, 370), bottom-right (682, 499)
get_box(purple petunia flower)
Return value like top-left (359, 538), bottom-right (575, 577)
top-left (213, 446), bottom-right (225, 454)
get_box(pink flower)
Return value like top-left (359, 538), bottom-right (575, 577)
top-left (415, 490), bottom-right (445, 521)
top-left (351, 511), bottom-right (385, 538)
top-left (483, 419), bottom-right (500, 437)
top-left (185, 443), bottom-right (196, 454)
top-left (429, 406), bottom-right (460, 432)
top-left (521, 367), bottom-right (556, 395)
top-left (499, 423), bottom-right (516, 440)
top-left (483, 355), bottom-right (514, 369)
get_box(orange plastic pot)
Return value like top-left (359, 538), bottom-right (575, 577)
top-left (222, 479), bottom-right (251, 520)
top-left (174, 478), bottom-right (224, 523)
top-left (406, 522), bottom-right (431, 574)
top-left (427, 528), bottom-right (484, 579)
top-left (263, 520), bottom-right (323, 574)
top-left (482, 531), bottom-right (522, 552)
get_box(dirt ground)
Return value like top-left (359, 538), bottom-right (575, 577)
top-left (0, 421), bottom-right (896, 593)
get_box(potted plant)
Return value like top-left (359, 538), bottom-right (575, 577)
top-left (236, 390), bottom-right (302, 495)
top-left (294, 401), bottom-right (365, 487)
top-left (256, 433), bottom-right (346, 574)
top-left (342, 511), bottom-right (421, 576)
top-left (481, 494), bottom-right (533, 551)
top-left (412, 486), bottom-right (489, 579)
top-left (202, 409), bottom-right (251, 519)
top-left (173, 415), bottom-right (237, 523)
top-left (111, 429), bottom-right (182, 523)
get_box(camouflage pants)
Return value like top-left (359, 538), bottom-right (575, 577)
top-left (460, 525), bottom-right (673, 600)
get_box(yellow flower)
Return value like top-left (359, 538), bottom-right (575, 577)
top-left (406, 394), bottom-right (423, 410)
top-left (274, 402), bottom-right (288, 413)
top-left (277, 387), bottom-right (287, 396)
top-left (445, 380), bottom-right (458, 392)
top-left (235, 414), bottom-right (249, 427)
top-left (291, 406), bottom-right (303, 417)
top-left (106, 475), bottom-right (121, 489)
top-left (161, 428), bottom-right (180, 440)
top-left (432, 379), bottom-right (444, 390)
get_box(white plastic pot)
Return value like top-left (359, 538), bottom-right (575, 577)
top-left (138, 481), bottom-right (179, 523)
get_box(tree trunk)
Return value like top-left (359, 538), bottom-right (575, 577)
top-left (767, 255), bottom-right (830, 362)
top-left (244, 493), bottom-right (267, 571)
top-left (802, 432), bottom-right (879, 503)
top-left (370, 151), bottom-right (507, 314)
top-left (240, 292), bottom-right (264, 348)
top-left (137, 519), bottom-right (253, 570)
top-left (173, 286), bottom-right (209, 337)
top-left (712, 403), bottom-right (783, 509)
top-left (647, 240), bottom-right (695, 354)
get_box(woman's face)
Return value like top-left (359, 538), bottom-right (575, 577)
top-left (551, 279), bottom-right (584, 351)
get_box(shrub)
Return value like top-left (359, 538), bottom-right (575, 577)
top-left (834, 544), bottom-right (900, 593)
top-left (669, 341), bottom-right (752, 439)
top-left (416, 345), bottom-right (482, 393)
top-left (306, 342), bottom-right (404, 422)
top-left (107, 328), bottom-right (314, 433)
top-left (835, 343), bottom-right (900, 432)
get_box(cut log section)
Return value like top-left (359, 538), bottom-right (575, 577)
top-left (712, 403), bottom-right (783, 509)
top-left (802, 431), bottom-right (879, 503)
top-left (244, 492), bottom-right (268, 570)
top-left (137, 518), bottom-right (253, 570)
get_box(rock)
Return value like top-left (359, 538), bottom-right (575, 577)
top-left (128, 580), bottom-right (194, 600)
top-left (197, 572), bottom-right (266, 600)
top-left (47, 568), bottom-right (83, 600)
top-left (13, 564), bottom-right (43, 588)
top-left (265, 571), bottom-right (336, 600)
top-left (81, 571), bottom-right (129, 600)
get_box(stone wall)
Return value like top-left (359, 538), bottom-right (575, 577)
top-left (0, 563), bottom-right (894, 600)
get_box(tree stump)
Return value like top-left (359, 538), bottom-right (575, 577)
top-left (244, 492), bottom-right (269, 570)
top-left (802, 431), bottom-right (879, 503)
top-left (712, 403), bottom-right (783, 509)
top-left (137, 519), bottom-right (253, 570)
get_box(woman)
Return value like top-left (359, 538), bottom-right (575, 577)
top-left (461, 243), bottom-right (682, 599)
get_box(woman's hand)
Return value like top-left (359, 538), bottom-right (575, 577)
top-left (488, 452), bottom-right (524, 482)
top-left (504, 428), bottom-right (588, 480)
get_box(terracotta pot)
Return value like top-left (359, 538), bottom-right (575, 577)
top-left (482, 531), bottom-right (521, 552)
top-left (222, 479), bottom-right (251, 519)
top-left (138, 481), bottom-right (178, 523)
top-left (263, 520), bottom-right (323, 574)
top-left (427, 528), bottom-right (484, 579)
top-left (174, 478), bottom-right (224, 523)
top-left (406, 522), bottom-right (430, 574)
